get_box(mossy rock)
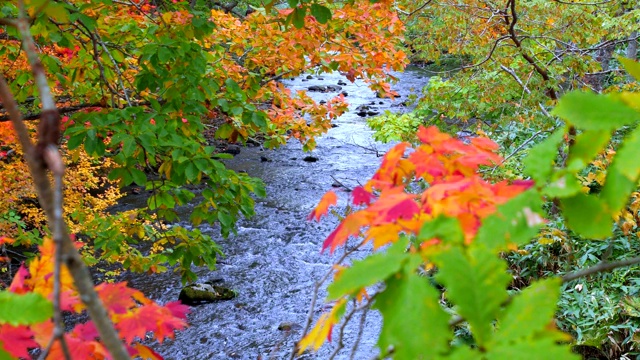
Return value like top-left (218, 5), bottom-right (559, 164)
top-left (179, 281), bottom-right (237, 305)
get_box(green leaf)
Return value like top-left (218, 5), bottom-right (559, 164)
top-left (567, 129), bottom-right (612, 169)
top-left (122, 137), bottom-right (137, 158)
top-left (620, 57), bottom-right (640, 81)
top-left (542, 172), bottom-right (582, 199)
top-left (488, 338), bottom-right (579, 360)
top-left (250, 112), bottom-right (267, 129)
top-left (560, 193), bottom-right (612, 239)
top-left (292, 6), bottom-right (306, 29)
top-left (433, 246), bottom-right (511, 346)
top-left (495, 278), bottom-right (561, 344)
top-left (44, 2), bottom-right (70, 22)
top-left (523, 128), bottom-right (564, 184)
top-left (217, 211), bottom-right (233, 228)
top-left (374, 264), bottom-right (451, 359)
top-left (0, 291), bottom-right (52, 325)
top-left (310, 4), bottom-right (332, 24)
top-left (552, 92), bottom-right (640, 131)
top-left (417, 215), bottom-right (463, 246)
top-left (601, 125), bottom-right (640, 213)
top-left (66, 133), bottom-right (86, 150)
top-left (129, 168), bottom-right (147, 186)
top-left (327, 237), bottom-right (409, 300)
top-left (476, 190), bottom-right (545, 252)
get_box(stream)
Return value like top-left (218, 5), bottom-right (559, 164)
top-left (120, 66), bottom-right (430, 359)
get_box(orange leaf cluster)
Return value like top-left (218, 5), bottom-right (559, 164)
top-left (1, 239), bottom-right (188, 359)
top-left (312, 126), bottom-right (533, 252)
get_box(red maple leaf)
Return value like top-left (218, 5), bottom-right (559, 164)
top-left (0, 324), bottom-right (37, 359)
top-left (97, 282), bottom-right (148, 315)
top-left (165, 301), bottom-right (190, 320)
top-left (9, 265), bottom-right (30, 294)
top-left (352, 186), bottom-right (375, 206)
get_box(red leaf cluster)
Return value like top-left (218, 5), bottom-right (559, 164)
top-left (316, 126), bottom-right (533, 252)
top-left (0, 239), bottom-right (189, 359)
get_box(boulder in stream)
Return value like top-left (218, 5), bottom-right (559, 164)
top-left (179, 281), bottom-right (238, 305)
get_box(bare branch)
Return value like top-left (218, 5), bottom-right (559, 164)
top-left (562, 256), bottom-right (640, 283)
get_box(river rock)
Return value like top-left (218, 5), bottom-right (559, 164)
top-left (179, 281), bottom-right (237, 305)
top-left (308, 85), bottom-right (342, 93)
top-left (356, 104), bottom-right (376, 117)
top-left (219, 144), bottom-right (241, 155)
top-left (337, 80), bottom-right (347, 86)
top-left (303, 156), bottom-right (318, 162)
top-left (306, 75), bottom-right (313, 79)
top-left (277, 322), bottom-right (302, 331)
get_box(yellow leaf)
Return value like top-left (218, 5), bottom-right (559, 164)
top-left (537, 237), bottom-right (555, 245)
top-left (298, 299), bottom-right (346, 354)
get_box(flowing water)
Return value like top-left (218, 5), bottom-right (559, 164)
top-left (120, 66), bottom-right (430, 360)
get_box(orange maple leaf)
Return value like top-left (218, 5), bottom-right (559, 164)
top-left (308, 190), bottom-right (337, 221)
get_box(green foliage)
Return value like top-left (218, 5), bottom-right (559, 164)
top-left (367, 111), bottom-right (427, 143)
top-left (375, 259), bottom-right (451, 359)
top-left (0, 292), bottom-right (52, 326)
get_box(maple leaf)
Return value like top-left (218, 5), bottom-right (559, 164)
top-left (352, 186), bottom-right (375, 205)
top-left (385, 198), bottom-right (420, 222)
top-left (115, 302), bottom-right (188, 345)
top-left (9, 265), bottom-right (30, 294)
top-left (297, 298), bottom-right (346, 354)
top-left (71, 322), bottom-right (99, 341)
top-left (165, 301), bottom-right (190, 320)
top-left (0, 324), bottom-right (37, 359)
top-left (152, 304), bottom-right (188, 343)
top-left (27, 238), bottom-right (75, 298)
top-left (322, 212), bottom-right (369, 253)
top-left (0, 236), bottom-right (14, 246)
top-left (96, 282), bottom-right (149, 315)
top-left (308, 191), bottom-right (337, 221)
top-left (366, 223), bottom-right (401, 249)
top-left (132, 343), bottom-right (163, 360)
top-left (48, 335), bottom-right (108, 360)
top-left (115, 306), bottom-right (157, 344)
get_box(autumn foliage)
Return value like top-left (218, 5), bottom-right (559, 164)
top-left (0, 239), bottom-right (188, 359)
top-left (313, 126), bottom-right (532, 253)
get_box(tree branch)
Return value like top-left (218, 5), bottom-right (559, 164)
top-left (0, 3), bottom-right (131, 359)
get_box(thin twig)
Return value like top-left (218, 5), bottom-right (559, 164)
top-left (562, 256), bottom-right (640, 283)
top-left (289, 241), bottom-right (365, 360)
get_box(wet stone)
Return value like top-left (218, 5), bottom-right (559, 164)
top-left (302, 156), bottom-right (318, 162)
top-left (219, 144), bottom-right (241, 155)
top-left (277, 322), bottom-right (301, 331)
top-left (178, 281), bottom-right (237, 305)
